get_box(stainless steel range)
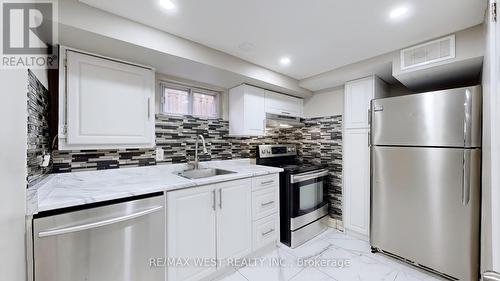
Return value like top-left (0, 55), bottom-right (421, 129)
top-left (256, 144), bottom-right (329, 248)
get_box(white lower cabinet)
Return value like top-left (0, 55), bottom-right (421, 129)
top-left (216, 180), bottom-right (252, 260)
top-left (166, 179), bottom-right (252, 281)
top-left (343, 129), bottom-right (371, 237)
top-left (252, 215), bottom-right (278, 250)
top-left (166, 185), bottom-right (218, 281)
top-left (251, 174), bottom-right (279, 251)
top-left (166, 175), bottom-right (280, 281)
top-left (251, 187), bottom-right (278, 220)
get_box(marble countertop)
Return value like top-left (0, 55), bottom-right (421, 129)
top-left (27, 159), bottom-right (282, 215)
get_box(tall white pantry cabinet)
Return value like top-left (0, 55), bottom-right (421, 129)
top-left (343, 76), bottom-right (388, 238)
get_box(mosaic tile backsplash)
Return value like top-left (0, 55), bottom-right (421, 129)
top-left (27, 70), bottom-right (51, 183)
top-left (52, 148), bottom-right (156, 173)
top-left (51, 114), bottom-right (343, 220)
top-left (279, 116), bottom-right (343, 222)
top-left (26, 71), bottom-right (342, 220)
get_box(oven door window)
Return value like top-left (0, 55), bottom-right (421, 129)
top-left (292, 177), bottom-right (327, 217)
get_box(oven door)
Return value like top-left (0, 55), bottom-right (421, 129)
top-left (290, 169), bottom-right (329, 230)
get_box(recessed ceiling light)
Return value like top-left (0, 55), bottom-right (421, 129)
top-left (159, 0), bottom-right (175, 10)
top-left (389, 5), bottom-right (410, 21)
top-left (280, 56), bottom-right (291, 66)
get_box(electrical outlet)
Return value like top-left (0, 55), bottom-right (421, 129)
top-left (41, 154), bottom-right (51, 167)
top-left (155, 147), bottom-right (164, 161)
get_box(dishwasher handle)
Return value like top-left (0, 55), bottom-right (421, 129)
top-left (38, 205), bottom-right (164, 238)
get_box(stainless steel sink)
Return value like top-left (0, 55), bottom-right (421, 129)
top-left (177, 168), bottom-right (236, 179)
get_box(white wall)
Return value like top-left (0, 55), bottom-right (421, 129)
top-left (299, 52), bottom-right (395, 92)
top-left (482, 0), bottom-right (500, 273)
top-left (388, 82), bottom-right (414, 97)
top-left (481, 4), bottom-right (492, 272)
top-left (0, 69), bottom-right (28, 281)
top-left (392, 24), bottom-right (485, 76)
top-left (29, 69), bottom-right (48, 89)
top-left (303, 87), bottom-right (344, 118)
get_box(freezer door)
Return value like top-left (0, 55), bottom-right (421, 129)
top-left (371, 86), bottom-right (481, 148)
top-left (370, 146), bottom-right (480, 280)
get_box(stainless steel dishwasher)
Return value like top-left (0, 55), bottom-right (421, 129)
top-left (32, 193), bottom-right (166, 281)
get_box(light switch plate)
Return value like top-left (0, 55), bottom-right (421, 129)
top-left (155, 147), bottom-right (164, 161)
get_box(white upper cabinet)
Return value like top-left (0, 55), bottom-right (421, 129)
top-left (59, 47), bottom-right (155, 150)
top-left (264, 90), bottom-right (303, 117)
top-left (344, 76), bottom-right (388, 129)
top-left (229, 84), bottom-right (266, 136)
top-left (229, 84), bottom-right (303, 136)
top-left (344, 77), bottom-right (374, 129)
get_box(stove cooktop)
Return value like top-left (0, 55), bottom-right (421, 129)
top-left (255, 144), bottom-right (327, 174)
top-left (268, 163), bottom-right (327, 174)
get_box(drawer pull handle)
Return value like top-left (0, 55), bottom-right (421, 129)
top-left (219, 189), bottom-right (223, 209)
top-left (212, 190), bottom-right (216, 211)
top-left (261, 201), bottom-right (275, 207)
top-left (262, 229), bottom-right (275, 236)
top-left (261, 180), bottom-right (274, 185)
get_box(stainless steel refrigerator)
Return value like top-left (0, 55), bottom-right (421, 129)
top-left (370, 86), bottom-right (481, 281)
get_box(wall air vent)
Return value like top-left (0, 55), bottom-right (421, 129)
top-left (400, 35), bottom-right (455, 71)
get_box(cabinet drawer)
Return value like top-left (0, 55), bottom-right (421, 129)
top-left (252, 174), bottom-right (279, 191)
top-left (252, 187), bottom-right (277, 221)
top-left (252, 215), bottom-right (278, 250)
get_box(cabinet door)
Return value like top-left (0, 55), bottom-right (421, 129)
top-left (167, 185), bottom-right (217, 281)
top-left (65, 50), bottom-right (155, 149)
top-left (265, 90), bottom-right (302, 117)
top-left (243, 86), bottom-right (266, 136)
top-left (216, 179), bottom-right (252, 260)
top-left (344, 77), bottom-right (374, 129)
top-left (343, 129), bottom-right (370, 237)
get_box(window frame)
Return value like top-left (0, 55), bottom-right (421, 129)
top-left (159, 81), bottom-right (221, 118)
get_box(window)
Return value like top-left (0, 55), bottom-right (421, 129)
top-left (160, 82), bottom-right (220, 118)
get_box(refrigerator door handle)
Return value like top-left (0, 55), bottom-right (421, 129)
top-left (463, 89), bottom-right (472, 147)
top-left (462, 150), bottom-right (471, 206)
top-left (368, 107), bottom-right (372, 147)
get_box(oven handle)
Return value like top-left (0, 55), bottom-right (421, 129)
top-left (290, 169), bottom-right (329, 183)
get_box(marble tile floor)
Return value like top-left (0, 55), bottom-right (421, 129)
top-left (216, 228), bottom-right (446, 281)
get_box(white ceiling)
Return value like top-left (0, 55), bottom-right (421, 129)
top-left (80, 0), bottom-right (486, 80)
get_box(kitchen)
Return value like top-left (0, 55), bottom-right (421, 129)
top-left (1, 0), bottom-right (499, 281)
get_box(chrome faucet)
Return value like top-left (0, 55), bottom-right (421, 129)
top-left (192, 135), bottom-right (208, 169)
